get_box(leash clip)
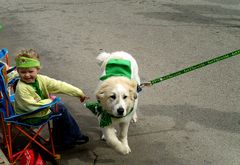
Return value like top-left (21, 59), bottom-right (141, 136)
top-left (140, 82), bottom-right (152, 88)
top-left (137, 82), bottom-right (152, 93)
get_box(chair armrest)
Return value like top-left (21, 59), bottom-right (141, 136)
top-left (8, 77), bottom-right (19, 87)
top-left (5, 97), bottom-right (61, 122)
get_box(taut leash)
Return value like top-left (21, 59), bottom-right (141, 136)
top-left (140, 49), bottom-right (240, 89)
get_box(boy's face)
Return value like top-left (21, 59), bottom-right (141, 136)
top-left (17, 67), bottom-right (39, 83)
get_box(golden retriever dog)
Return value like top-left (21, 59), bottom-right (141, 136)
top-left (95, 51), bottom-right (140, 155)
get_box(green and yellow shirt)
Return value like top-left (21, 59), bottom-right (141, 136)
top-left (14, 74), bottom-right (84, 119)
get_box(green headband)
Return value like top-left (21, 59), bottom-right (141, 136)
top-left (16, 57), bottom-right (40, 68)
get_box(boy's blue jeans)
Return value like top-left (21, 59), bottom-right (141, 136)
top-left (51, 102), bottom-right (84, 145)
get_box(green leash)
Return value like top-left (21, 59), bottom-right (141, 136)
top-left (0, 24), bottom-right (3, 31)
top-left (140, 49), bottom-right (240, 88)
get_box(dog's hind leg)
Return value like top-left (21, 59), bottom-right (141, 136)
top-left (103, 126), bottom-right (130, 155)
top-left (131, 99), bottom-right (138, 123)
top-left (132, 111), bottom-right (137, 123)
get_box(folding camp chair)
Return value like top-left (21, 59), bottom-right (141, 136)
top-left (0, 48), bottom-right (62, 164)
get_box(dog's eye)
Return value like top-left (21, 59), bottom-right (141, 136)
top-left (123, 95), bottom-right (127, 99)
top-left (110, 95), bottom-right (116, 100)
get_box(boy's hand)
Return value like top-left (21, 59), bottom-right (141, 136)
top-left (49, 94), bottom-right (56, 100)
top-left (80, 95), bottom-right (90, 103)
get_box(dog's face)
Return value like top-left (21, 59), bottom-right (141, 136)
top-left (96, 77), bottom-right (137, 117)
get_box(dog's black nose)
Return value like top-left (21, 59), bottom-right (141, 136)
top-left (117, 107), bottom-right (124, 115)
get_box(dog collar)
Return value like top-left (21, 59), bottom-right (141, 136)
top-left (84, 102), bottom-right (134, 127)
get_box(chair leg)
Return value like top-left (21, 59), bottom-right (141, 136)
top-left (0, 113), bottom-right (7, 145)
top-left (0, 114), bottom-right (13, 163)
top-left (48, 122), bottom-right (56, 156)
top-left (1, 120), bottom-right (60, 163)
top-left (13, 125), bottom-right (60, 162)
top-left (28, 128), bottom-right (48, 144)
top-left (6, 123), bottom-right (13, 163)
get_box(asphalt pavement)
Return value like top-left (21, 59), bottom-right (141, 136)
top-left (0, 0), bottom-right (240, 165)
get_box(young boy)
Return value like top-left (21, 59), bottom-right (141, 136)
top-left (14, 48), bottom-right (89, 148)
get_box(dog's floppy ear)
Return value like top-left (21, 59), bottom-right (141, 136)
top-left (128, 80), bottom-right (136, 88)
top-left (134, 92), bottom-right (137, 99)
top-left (96, 84), bottom-right (107, 101)
top-left (130, 80), bottom-right (137, 91)
top-left (129, 80), bottom-right (138, 100)
top-left (129, 89), bottom-right (137, 100)
top-left (96, 90), bottom-right (105, 101)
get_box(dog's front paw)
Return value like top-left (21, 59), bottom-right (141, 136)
top-left (115, 144), bottom-right (131, 155)
top-left (125, 144), bottom-right (131, 153)
top-left (122, 145), bottom-right (131, 155)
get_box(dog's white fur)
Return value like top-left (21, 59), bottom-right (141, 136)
top-left (95, 51), bottom-right (140, 155)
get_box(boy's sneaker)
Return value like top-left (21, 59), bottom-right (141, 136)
top-left (54, 135), bottom-right (89, 150)
top-left (74, 135), bottom-right (89, 145)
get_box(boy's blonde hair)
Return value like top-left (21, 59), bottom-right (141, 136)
top-left (15, 49), bottom-right (40, 61)
top-left (15, 49), bottom-right (40, 69)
